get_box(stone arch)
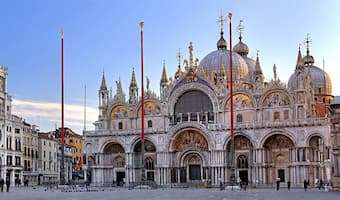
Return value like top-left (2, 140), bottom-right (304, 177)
top-left (224, 92), bottom-right (255, 110)
top-left (258, 130), bottom-right (297, 149)
top-left (102, 142), bottom-right (125, 154)
top-left (170, 128), bottom-right (209, 152)
top-left (262, 134), bottom-right (294, 149)
top-left (130, 136), bottom-right (157, 153)
top-left (109, 104), bottom-right (130, 120)
top-left (133, 140), bottom-right (156, 153)
top-left (260, 89), bottom-right (292, 107)
top-left (100, 139), bottom-right (126, 153)
top-left (168, 82), bottom-right (219, 116)
top-left (306, 132), bottom-right (327, 147)
top-left (167, 123), bottom-right (213, 151)
top-left (223, 132), bottom-right (255, 150)
top-left (136, 99), bottom-right (161, 117)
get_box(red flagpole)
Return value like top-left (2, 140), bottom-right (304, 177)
top-left (229, 13), bottom-right (234, 140)
top-left (140, 21), bottom-right (145, 142)
top-left (61, 30), bottom-right (65, 144)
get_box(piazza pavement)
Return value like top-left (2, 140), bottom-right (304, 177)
top-left (0, 186), bottom-right (339, 200)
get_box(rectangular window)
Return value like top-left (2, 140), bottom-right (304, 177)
top-left (15, 128), bottom-right (20, 134)
top-left (284, 110), bottom-right (289, 120)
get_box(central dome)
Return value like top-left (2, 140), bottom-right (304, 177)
top-left (198, 49), bottom-right (249, 79)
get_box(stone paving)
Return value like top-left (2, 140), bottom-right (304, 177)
top-left (0, 186), bottom-right (339, 200)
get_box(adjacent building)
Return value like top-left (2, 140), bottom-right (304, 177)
top-left (330, 96), bottom-right (340, 188)
top-left (83, 20), bottom-right (333, 188)
top-left (22, 121), bottom-right (39, 185)
top-left (38, 133), bottom-right (58, 184)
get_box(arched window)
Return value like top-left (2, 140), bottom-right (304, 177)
top-left (236, 114), bottom-right (243, 124)
top-left (118, 122), bottom-right (123, 130)
top-left (147, 120), bottom-right (152, 128)
top-left (145, 157), bottom-right (154, 170)
top-left (237, 155), bottom-right (248, 168)
top-left (174, 90), bottom-right (213, 115)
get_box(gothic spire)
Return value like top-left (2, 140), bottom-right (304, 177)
top-left (161, 61), bottom-right (168, 84)
top-left (254, 50), bottom-right (263, 76)
top-left (100, 72), bottom-right (107, 91)
top-left (129, 68), bottom-right (137, 88)
top-left (296, 45), bottom-right (304, 69)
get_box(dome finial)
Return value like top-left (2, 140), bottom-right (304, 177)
top-left (303, 34), bottom-right (315, 65)
top-left (216, 14), bottom-right (227, 50)
top-left (237, 20), bottom-right (244, 42)
top-left (177, 48), bottom-right (182, 68)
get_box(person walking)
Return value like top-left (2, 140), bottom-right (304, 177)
top-left (287, 180), bottom-right (291, 190)
top-left (5, 177), bottom-right (10, 192)
top-left (303, 179), bottom-right (308, 192)
top-left (0, 178), bottom-right (4, 192)
top-left (276, 178), bottom-right (280, 191)
top-left (319, 179), bottom-right (323, 190)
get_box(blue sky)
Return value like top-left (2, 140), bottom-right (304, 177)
top-left (1, 0), bottom-right (339, 134)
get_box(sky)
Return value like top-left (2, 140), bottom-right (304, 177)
top-left (1, 0), bottom-right (339, 134)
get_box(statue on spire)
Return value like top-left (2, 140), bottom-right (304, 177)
top-left (189, 42), bottom-right (194, 68)
top-left (273, 64), bottom-right (277, 80)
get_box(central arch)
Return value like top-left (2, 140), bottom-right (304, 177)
top-left (263, 134), bottom-right (294, 184)
top-left (170, 129), bottom-right (209, 184)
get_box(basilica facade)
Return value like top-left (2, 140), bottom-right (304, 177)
top-left (83, 22), bottom-right (333, 188)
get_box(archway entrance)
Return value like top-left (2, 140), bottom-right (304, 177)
top-left (263, 134), bottom-right (294, 184)
top-left (185, 153), bottom-right (202, 181)
top-left (102, 142), bottom-right (125, 185)
top-left (133, 140), bottom-right (156, 182)
top-left (226, 135), bottom-right (253, 184)
top-left (171, 129), bottom-right (209, 184)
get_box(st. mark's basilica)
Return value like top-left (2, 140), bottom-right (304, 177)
top-left (83, 18), bottom-right (334, 188)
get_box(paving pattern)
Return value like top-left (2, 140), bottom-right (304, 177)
top-left (0, 187), bottom-right (339, 200)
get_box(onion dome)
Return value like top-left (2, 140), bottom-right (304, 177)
top-left (288, 65), bottom-right (332, 95)
top-left (217, 31), bottom-right (227, 50)
top-left (303, 55), bottom-right (315, 65)
top-left (233, 35), bottom-right (249, 56)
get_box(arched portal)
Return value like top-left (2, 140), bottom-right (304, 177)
top-left (133, 140), bottom-right (156, 182)
top-left (170, 129), bottom-right (209, 184)
top-left (263, 134), bottom-right (294, 184)
top-left (226, 135), bottom-right (253, 184)
top-left (308, 135), bottom-right (325, 185)
top-left (183, 153), bottom-right (203, 181)
top-left (102, 142), bottom-right (125, 186)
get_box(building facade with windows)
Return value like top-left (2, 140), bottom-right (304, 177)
top-left (22, 121), bottom-right (39, 185)
top-left (83, 21), bottom-right (333, 188)
top-left (330, 96), bottom-right (340, 188)
top-left (0, 66), bottom-right (24, 186)
top-left (38, 133), bottom-right (58, 184)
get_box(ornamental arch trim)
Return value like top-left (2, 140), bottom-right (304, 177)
top-left (259, 89), bottom-right (293, 107)
top-left (223, 91), bottom-right (256, 110)
top-left (257, 129), bottom-right (297, 149)
top-left (166, 122), bottom-right (213, 151)
top-left (223, 131), bottom-right (256, 150)
top-left (100, 139), bottom-right (126, 153)
top-left (129, 136), bottom-right (157, 153)
top-left (179, 148), bottom-right (207, 167)
top-left (167, 82), bottom-right (219, 115)
top-left (305, 131), bottom-right (327, 147)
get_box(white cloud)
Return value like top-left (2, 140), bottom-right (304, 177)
top-left (12, 98), bottom-right (98, 134)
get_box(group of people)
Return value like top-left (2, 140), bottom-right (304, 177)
top-left (0, 177), bottom-right (11, 192)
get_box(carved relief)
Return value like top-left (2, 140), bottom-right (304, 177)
top-left (225, 94), bottom-right (254, 109)
top-left (110, 105), bottom-right (129, 119)
top-left (263, 134), bottom-right (294, 149)
top-left (137, 101), bottom-right (161, 116)
top-left (172, 130), bottom-right (208, 151)
top-left (263, 92), bottom-right (290, 107)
